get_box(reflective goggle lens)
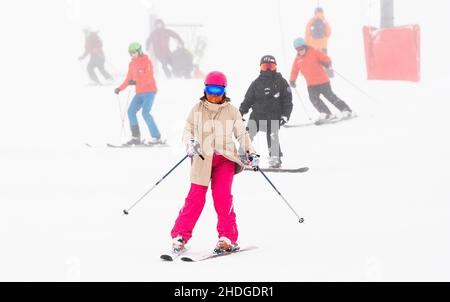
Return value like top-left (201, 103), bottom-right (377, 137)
top-left (260, 63), bottom-right (277, 71)
top-left (205, 85), bottom-right (226, 95)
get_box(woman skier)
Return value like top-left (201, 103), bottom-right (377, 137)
top-left (168, 71), bottom-right (259, 257)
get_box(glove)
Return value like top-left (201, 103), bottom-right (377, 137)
top-left (246, 152), bottom-right (260, 169)
top-left (128, 80), bottom-right (136, 85)
top-left (321, 61), bottom-right (331, 68)
top-left (289, 81), bottom-right (296, 88)
top-left (114, 88), bottom-right (121, 95)
top-left (187, 139), bottom-right (201, 158)
top-left (280, 116), bottom-right (288, 126)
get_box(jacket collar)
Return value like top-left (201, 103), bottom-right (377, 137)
top-left (200, 96), bottom-right (230, 113)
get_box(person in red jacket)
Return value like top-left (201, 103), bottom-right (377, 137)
top-left (78, 27), bottom-right (113, 85)
top-left (145, 19), bottom-right (184, 78)
top-left (290, 37), bottom-right (352, 123)
top-left (114, 42), bottom-right (162, 145)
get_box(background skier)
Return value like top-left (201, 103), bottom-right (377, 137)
top-left (78, 27), bottom-right (113, 85)
top-left (145, 19), bottom-right (184, 78)
top-left (289, 38), bottom-right (352, 124)
top-left (305, 7), bottom-right (332, 54)
top-left (169, 71), bottom-right (259, 256)
top-left (114, 42), bottom-right (162, 145)
top-left (239, 55), bottom-right (293, 168)
top-left (305, 7), bottom-right (334, 77)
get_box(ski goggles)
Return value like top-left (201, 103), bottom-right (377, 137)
top-left (205, 85), bottom-right (226, 96)
top-left (260, 63), bottom-right (277, 72)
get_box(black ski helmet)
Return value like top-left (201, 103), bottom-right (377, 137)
top-left (260, 55), bottom-right (277, 65)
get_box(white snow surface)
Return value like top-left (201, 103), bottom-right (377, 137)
top-left (0, 0), bottom-right (449, 281)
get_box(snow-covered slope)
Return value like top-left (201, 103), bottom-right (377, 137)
top-left (0, 0), bottom-right (449, 281)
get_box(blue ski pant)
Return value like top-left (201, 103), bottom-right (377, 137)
top-left (127, 92), bottom-right (161, 138)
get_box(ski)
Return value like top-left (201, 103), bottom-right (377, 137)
top-left (284, 121), bottom-right (317, 128)
top-left (244, 167), bottom-right (309, 173)
top-left (85, 142), bottom-right (169, 148)
top-left (284, 114), bottom-right (357, 128)
top-left (180, 246), bottom-right (258, 262)
top-left (106, 142), bottom-right (169, 148)
top-left (160, 249), bottom-right (188, 262)
top-left (315, 114), bottom-right (358, 126)
top-left (321, 113), bottom-right (358, 125)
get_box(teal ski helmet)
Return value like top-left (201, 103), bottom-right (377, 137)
top-left (293, 37), bottom-right (306, 50)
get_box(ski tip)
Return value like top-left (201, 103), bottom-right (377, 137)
top-left (160, 255), bottom-right (174, 261)
top-left (180, 257), bottom-right (194, 262)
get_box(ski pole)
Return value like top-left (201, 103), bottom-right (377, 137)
top-left (333, 69), bottom-right (378, 103)
top-left (123, 154), bottom-right (204, 215)
top-left (118, 89), bottom-right (132, 139)
top-left (116, 94), bottom-right (126, 140)
top-left (293, 87), bottom-right (314, 121)
top-left (256, 167), bottom-right (304, 223)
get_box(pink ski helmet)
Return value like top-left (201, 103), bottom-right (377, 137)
top-left (204, 71), bottom-right (227, 87)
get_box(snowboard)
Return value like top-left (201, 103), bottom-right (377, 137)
top-left (180, 246), bottom-right (258, 262)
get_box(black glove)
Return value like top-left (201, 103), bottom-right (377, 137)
top-left (114, 88), bottom-right (121, 95)
top-left (321, 61), bottom-right (331, 68)
top-left (128, 80), bottom-right (136, 85)
top-left (289, 80), bottom-right (296, 88)
top-left (280, 116), bottom-right (288, 126)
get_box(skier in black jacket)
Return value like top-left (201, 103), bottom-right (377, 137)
top-left (239, 55), bottom-right (293, 168)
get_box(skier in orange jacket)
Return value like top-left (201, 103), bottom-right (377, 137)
top-left (305, 7), bottom-right (332, 54)
top-left (290, 38), bottom-right (352, 124)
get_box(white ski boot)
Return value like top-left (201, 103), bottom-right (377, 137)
top-left (213, 237), bottom-right (240, 255)
top-left (268, 156), bottom-right (282, 169)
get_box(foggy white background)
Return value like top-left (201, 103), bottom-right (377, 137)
top-left (0, 0), bottom-right (449, 281)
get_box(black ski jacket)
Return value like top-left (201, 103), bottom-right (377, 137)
top-left (239, 71), bottom-right (293, 122)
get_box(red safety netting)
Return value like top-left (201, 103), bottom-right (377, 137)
top-left (363, 25), bottom-right (420, 82)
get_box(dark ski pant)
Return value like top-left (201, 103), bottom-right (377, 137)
top-left (157, 56), bottom-right (173, 78)
top-left (307, 82), bottom-right (351, 115)
top-left (247, 120), bottom-right (283, 158)
top-left (87, 56), bottom-right (112, 84)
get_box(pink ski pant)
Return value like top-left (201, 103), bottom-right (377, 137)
top-left (171, 153), bottom-right (238, 243)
